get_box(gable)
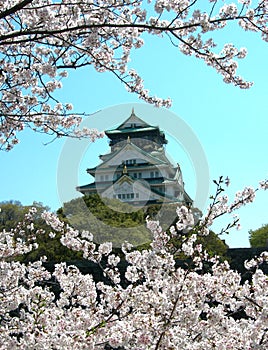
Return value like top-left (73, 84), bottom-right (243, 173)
top-left (101, 175), bottom-right (166, 202)
top-left (117, 109), bottom-right (150, 130)
top-left (98, 142), bottom-right (166, 168)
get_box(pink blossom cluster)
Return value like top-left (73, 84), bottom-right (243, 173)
top-left (230, 186), bottom-right (256, 211)
top-left (244, 251), bottom-right (268, 270)
top-left (0, 207), bottom-right (41, 259)
top-left (0, 0), bottom-right (267, 149)
top-left (259, 179), bottom-right (268, 190)
top-left (201, 178), bottom-right (266, 234)
top-left (0, 179), bottom-right (267, 348)
top-left (175, 205), bottom-right (195, 231)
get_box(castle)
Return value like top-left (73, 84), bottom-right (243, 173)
top-left (76, 109), bottom-right (192, 207)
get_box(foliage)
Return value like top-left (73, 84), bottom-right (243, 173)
top-left (196, 230), bottom-right (228, 257)
top-left (169, 229), bottom-right (228, 260)
top-left (0, 197), bottom-right (228, 262)
top-left (0, 201), bottom-right (82, 262)
top-left (58, 194), bottom-right (228, 257)
top-left (146, 202), bottom-right (228, 257)
top-left (0, 200), bottom-right (49, 231)
top-left (0, 0), bottom-right (267, 150)
top-left (58, 194), bottom-right (152, 248)
top-left (249, 223), bottom-right (268, 248)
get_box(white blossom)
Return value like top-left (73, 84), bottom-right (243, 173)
top-left (0, 0), bottom-right (266, 150)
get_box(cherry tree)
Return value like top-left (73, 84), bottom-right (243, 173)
top-left (0, 178), bottom-right (268, 349)
top-left (0, 2), bottom-right (268, 347)
top-left (0, 0), bottom-right (267, 150)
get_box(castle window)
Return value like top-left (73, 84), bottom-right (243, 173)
top-left (126, 159), bottom-right (136, 165)
top-left (117, 193), bottom-right (135, 200)
top-left (77, 114), bottom-right (192, 208)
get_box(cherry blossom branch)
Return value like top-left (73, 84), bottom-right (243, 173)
top-left (154, 269), bottom-right (190, 349)
top-left (0, 0), bottom-right (34, 20)
top-left (0, 0), bottom-right (266, 151)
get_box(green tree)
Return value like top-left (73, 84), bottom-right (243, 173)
top-left (58, 194), bottom-right (152, 248)
top-left (249, 224), bottom-right (268, 248)
top-left (58, 194), bottom-right (228, 258)
top-left (147, 202), bottom-right (228, 258)
top-left (196, 231), bottom-right (228, 258)
top-left (0, 200), bottom-right (49, 231)
top-left (0, 201), bottom-right (82, 262)
top-left (0, 197), bottom-right (228, 262)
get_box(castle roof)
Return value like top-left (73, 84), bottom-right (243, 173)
top-left (105, 109), bottom-right (159, 135)
top-left (101, 174), bottom-right (182, 203)
top-left (77, 109), bottom-right (192, 206)
top-left (116, 108), bottom-right (150, 129)
top-left (89, 140), bottom-right (167, 172)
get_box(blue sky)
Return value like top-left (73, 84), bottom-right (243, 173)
top-left (0, 21), bottom-right (267, 248)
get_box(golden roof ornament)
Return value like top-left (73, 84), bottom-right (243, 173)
top-left (131, 107), bottom-right (135, 116)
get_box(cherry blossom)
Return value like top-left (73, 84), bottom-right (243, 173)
top-left (259, 179), bottom-right (268, 190)
top-left (0, 0), bottom-right (267, 149)
top-left (0, 178), bottom-right (267, 349)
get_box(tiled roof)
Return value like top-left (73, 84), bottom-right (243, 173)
top-left (92, 141), bottom-right (168, 168)
top-left (106, 126), bottom-right (157, 134)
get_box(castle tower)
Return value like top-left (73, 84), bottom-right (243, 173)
top-left (76, 109), bottom-right (192, 206)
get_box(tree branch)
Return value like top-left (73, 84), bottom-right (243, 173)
top-left (0, 0), bottom-right (34, 20)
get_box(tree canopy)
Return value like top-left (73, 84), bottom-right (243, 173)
top-left (249, 223), bottom-right (268, 247)
top-left (58, 194), bottom-right (228, 257)
top-left (0, 195), bottom-right (228, 261)
top-left (0, 1), bottom-right (268, 348)
top-left (0, 200), bottom-right (48, 231)
top-left (0, 200), bottom-right (82, 262)
top-left (0, 0), bottom-right (267, 150)
top-left (58, 194), bottom-right (152, 249)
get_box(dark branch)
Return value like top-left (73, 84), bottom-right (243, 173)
top-left (0, 0), bottom-right (34, 20)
